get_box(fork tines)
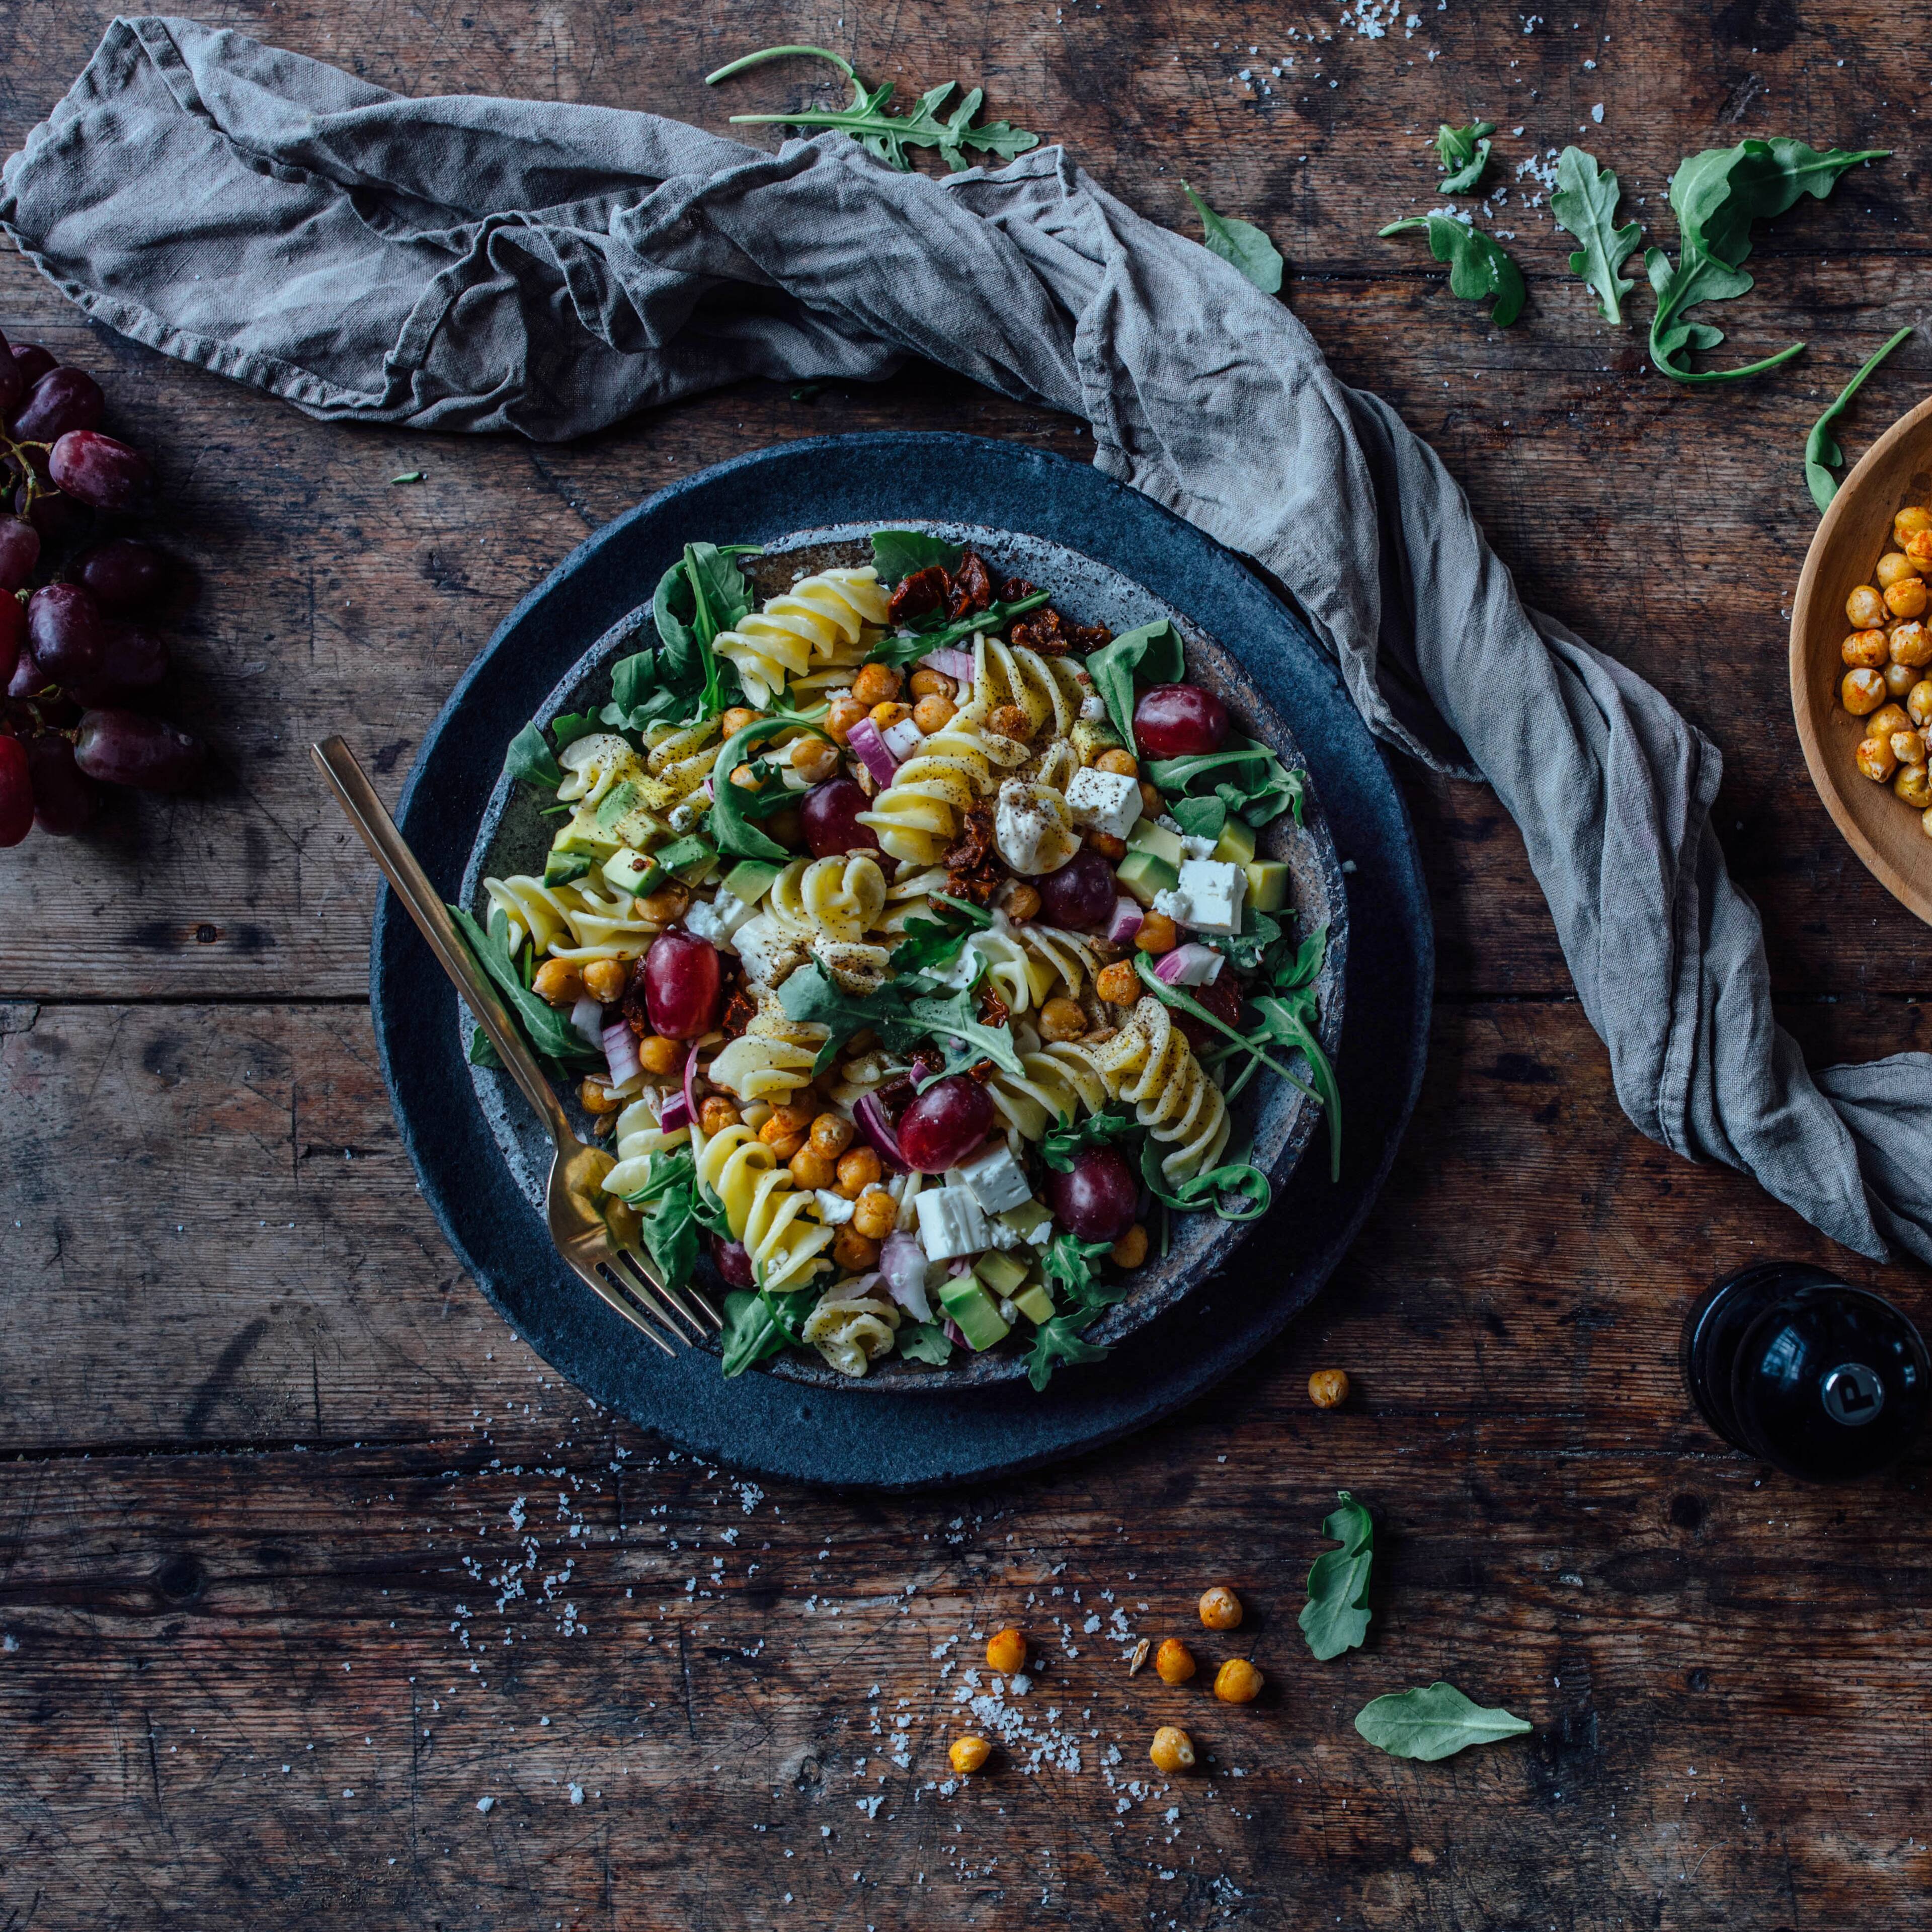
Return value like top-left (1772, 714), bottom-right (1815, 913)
top-left (600, 1250), bottom-right (720, 1347)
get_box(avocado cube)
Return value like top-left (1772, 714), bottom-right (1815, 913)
top-left (602, 848), bottom-right (663, 897)
top-left (721, 858), bottom-right (783, 905)
top-left (1070, 717), bottom-right (1124, 763)
top-left (1129, 819), bottom-right (1185, 867)
top-left (654, 833), bottom-right (719, 884)
top-left (994, 1197), bottom-right (1053, 1246)
top-left (1212, 817), bottom-right (1257, 867)
top-left (1245, 859), bottom-right (1292, 915)
top-left (542, 849), bottom-right (593, 888)
top-left (1116, 847), bottom-right (1179, 909)
top-left (973, 1251), bottom-right (1030, 1297)
top-left (592, 780), bottom-right (642, 835)
top-left (553, 808), bottom-right (621, 861)
top-left (938, 1275), bottom-right (1011, 1351)
top-left (1011, 1282), bottom-right (1058, 1326)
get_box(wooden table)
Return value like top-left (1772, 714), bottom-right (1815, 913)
top-left (4, 4), bottom-right (1928, 1925)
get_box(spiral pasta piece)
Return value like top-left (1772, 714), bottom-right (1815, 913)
top-left (714, 568), bottom-right (891, 705)
top-left (856, 705), bottom-right (1028, 864)
top-left (974, 635), bottom-right (1091, 740)
top-left (801, 1278), bottom-right (902, 1377)
top-left (986, 1039), bottom-right (1112, 1140)
top-left (1016, 923), bottom-right (1103, 1002)
top-left (603, 1098), bottom-right (692, 1199)
top-left (556, 733), bottom-right (643, 806)
top-left (694, 1123), bottom-right (834, 1292)
top-left (641, 718), bottom-right (725, 801)
top-left (482, 875), bottom-right (667, 963)
top-left (825, 1047), bottom-right (903, 1111)
top-left (1090, 997), bottom-right (1231, 1183)
top-left (766, 854), bottom-right (889, 943)
top-left (707, 1032), bottom-right (818, 1105)
top-left (968, 925), bottom-right (1036, 1014)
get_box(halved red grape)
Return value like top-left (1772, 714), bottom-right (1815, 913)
top-left (641, 930), bottom-right (722, 1038)
top-left (709, 1234), bottom-right (756, 1289)
top-left (73, 537), bottom-right (172, 615)
top-left (1047, 1145), bottom-right (1139, 1242)
top-left (26, 734), bottom-right (95, 835)
top-left (0, 734), bottom-right (32, 846)
top-left (74, 708), bottom-right (204, 792)
top-left (0, 331), bottom-right (19, 418)
top-left (49, 431), bottom-right (153, 514)
top-left (11, 367), bottom-right (104, 443)
top-left (71, 622), bottom-right (169, 704)
top-left (0, 591), bottom-right (23, 691)
top-left (800, 776), bottom-right (881, 857)
top-left (1134, 684), bottom-right (1229, 759)
top-left (9, 344), bottom-right (56, 388)
top-left (897, 1074), bottom-right (996, 1173)
top-left (27, 583), bottom-right (107, 687)
top-left (0, 515), bottom-right (41, 594)
top-left (1037, 848), bottom-right (1118, 928)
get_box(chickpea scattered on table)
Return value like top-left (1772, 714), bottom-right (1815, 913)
top-left (1214, 1657), bottom-right (1264, 1704)
top-left (986, 1627), bottom-right (1027, 1675)
top-left (1308, 1367), bottom-right (1350, 1409)
top-left (948, 1736), bottom-right (992, 1776)
top-left (1840, 513), bottom-right (1932, 841)
top-left (1197, 1585), bottom-right (1243, 1632)
top-left (1149, 1725), bottom-right (1196, 1774)
top-left (1154, 1638), bottom-right (1197, 1684)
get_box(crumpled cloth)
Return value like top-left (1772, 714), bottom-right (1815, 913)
top-left (6, 15), bottom-right (1927, 1265)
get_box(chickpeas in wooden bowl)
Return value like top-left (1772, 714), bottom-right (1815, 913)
top-left (1790, 391), bottom-right (1932, 926)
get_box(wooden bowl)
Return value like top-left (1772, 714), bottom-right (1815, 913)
top-left (1790, 392), bottom-right (1932, 926)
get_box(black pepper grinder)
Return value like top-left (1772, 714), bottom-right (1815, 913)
top-left (1682, 1263), bottom-right (1930, 1481)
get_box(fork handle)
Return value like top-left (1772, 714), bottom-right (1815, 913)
top-left (311, 736), bottom-right (573, 1146)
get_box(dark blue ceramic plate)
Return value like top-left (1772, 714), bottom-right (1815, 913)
top-left (372, 434), bottom-right (1431, 1489)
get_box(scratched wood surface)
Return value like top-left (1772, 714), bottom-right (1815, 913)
top-left (2, 0), bottom-right (1930, 1926)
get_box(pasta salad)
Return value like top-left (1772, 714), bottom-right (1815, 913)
top-left (470, 531), bottom-right (1337, 1389)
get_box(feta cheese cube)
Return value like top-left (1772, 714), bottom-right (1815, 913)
top-left (1174, 858), bottom-right (1246, 935)
top-left (1064, 766), bottom-right (1144, 841)
top-left (683, 891), bottom-right (757, 949)
top-left (1079, 694), bottom-right (1108, 721)
top-left (956, 1139), bottom-right (1034, 1214)
top-left (1180, 834), bottom-right (1218, 861)
top-left (914, 1185), bottom-right (993, 1262)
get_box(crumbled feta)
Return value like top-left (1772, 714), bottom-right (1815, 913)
top-left (814, 1189), bottom-right (856, 1225)
top-left (1079, 694), bottom-right (1108, 721)
top-left (956, 1139), bottom-right (1033, 1214)
top-left (915, 1185), bottom-right (993, 1261)
top-left (1180, 834), bottom-right (1218, 860)
top-left (667, 802), bottom-right (700, 834)
top-left (1065, 766), bottom-right (1144, 841)
top-left (995, 778), bottom-right (1078, 875)
top-left (1152, 888), bottom-right (1192, 924)
top-left (931, 935), bottom-right (985, 991)
top-left (733, 913), bottom-right (808, 988)
top-left (683, 891), bottom-right (757, 949)
top-left (1174, 858), bottom-right (1246, 935)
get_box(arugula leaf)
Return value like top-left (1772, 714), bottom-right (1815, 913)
top-left (1169, 795), bottom-right (1227, 843)
top-left (650, 542), bottom-right (760, 716)
top-left (449, 905), bottom-right (603, 1068)
top-left (870, 528), bottom-right (963, 586)
top-left (1646, 138), bottom-right (1887, 384)
top-left (1137, 1132), bottom-right (1272, 1222)
top-left (1025, 1308), bottom-right (1109, 1391)
top-left (1040, 1106), bottom-right (1141, 1174)
top-left (777, 959), bottom-right (1024, 1079)
top-left (707, 709), bottom-right (830, 862)
top-left (1379, 215), bottom-right (1524, 328)
top-left (1246, 994), bottom-right (1340, 1181)
top-left (1041, 1232), bottom-right (1122, 1310)
top-left (898, 1320), bottom-right (955, 1366)
top-left (615, 1146), bottom-right (725, 1295)
top-left (1551, 146), bottom-right (1641, 325)
top-left (887, 895), bottom-right (994, 975)
top-left (864, 589), bottom-right (1053, 669)
top-left (1435, 118), bottom-right (1495, 194)
top-left (1301, 1491), bottom-right (1374, 1660)
top-left (1085, 620), bottom-right (1185, 751)
top-left (913, 1002), bottom-right (1029, 1089)
top-left (1147, 736), bottom-right (1305, 827)
top-left (548, 709), bottom-right (603, 750)
top-left (505, 720), bottom-right (564, 791)
top-left (1135, 952), bottom-right (1322, 1117)
top-left (1204, 906), bottom-right (1281, 974)
top-left (721, 1290), bottom-right (786, 1376)
top-left (1354, 1682), bottom-right (1531, 1761)
top-left (468, 1026), bottom-right (503, 1069)
top-left (1805, 326), bottom-right (1915, 512)
top-left (1267, 919), bottom-right (1330, 997)
top-left (1178, 182), bottom-right (1285, 295)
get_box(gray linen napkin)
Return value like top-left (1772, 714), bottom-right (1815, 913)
top-left (7, 16), bottom-right (1927, 1264)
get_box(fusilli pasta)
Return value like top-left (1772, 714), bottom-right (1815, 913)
top-left (694, 1122), bottom-right (835, 1292)
top-left (1090, 996), bottom-right (1232, 1182)
top-left (801, 1277), bottom-right (902, 1377)
top-left (714, 568), bottom-right (891, 705)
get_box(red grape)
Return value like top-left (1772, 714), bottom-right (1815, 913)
top-left (709, 1234), bottom-right (756, 1289)
top-left (0, 331), bottom-right (19, 418)
top-left (14, 476), bottom-right (89, 543)
top-left (0, 591), bottom-right (22, 690)
top-left (73, 537), bottom-right (172, 615)
top-left (800, 776), bottom-right (881, 857)
top-left (1048, 1145), bottom-right (1138, 1242)
top-left (27, 583), bottom-right (107, 687)
top-left (74, 708), bottom-right (203, 792)
top-left (1134, 684), bottom-right (1229, 759)
top-left (1037, 848), bottom-right (1118, 928)
top-left (11, 367), bottom-right (105, 443)
top-left (0, 515), bottom-right (41, 593)
top-left (0, 734), bottom-right (30, 846)
top-left (897, 1074), bottom-right (996, 1173)
top-left (6, 643), bottom-right (42, 700)
top-left (10, 344), bottom-right (56, 388)
top-left (641, 930), bottom-right (722, 1038)
top-left (26, 733), bottom-right (95, 835)
top-left (71, 622), bottom-right (169, 703)
top-left (49, 431), bottom-right (153, 514)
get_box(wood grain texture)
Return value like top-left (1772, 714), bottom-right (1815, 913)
top-left (4, 0), bottom-right (1932, 1926)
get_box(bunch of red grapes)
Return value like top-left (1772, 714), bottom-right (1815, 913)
top-left (0, 329), bottom-right (204, 846)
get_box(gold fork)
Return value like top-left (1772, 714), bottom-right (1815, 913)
top-left (311, 735), bottom-right (718, 1356)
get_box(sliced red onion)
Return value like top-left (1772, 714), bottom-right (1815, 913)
top-left (881, 715), bottom-right (924, 761)
top-left (1106, 896), bottom-right (1144, 946)
top-left (570, 994), bottom-right (605, 1051)
top-left (854, 1092), bottom-right (911, 1172)
top-left (658, 1088), bottom-right (694, 1134)
top-left (943, 1316), bottom-right (970, 1348)
top-left (846, 714), bottom-right (900, 789)
top-left (603, 1017), bottom-right (641, 1088)
top-left (1154, 941), bottom-right (1224, 987)
top-left (879, 1233), bottom-right (932, 1321)
top-left (917, 646), bottom-right (976, 682)
top-left (682, 1041), bottom-right (702, 1128)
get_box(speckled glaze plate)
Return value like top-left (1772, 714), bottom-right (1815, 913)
top-left (372, 435), bottom-right (1431, 1487)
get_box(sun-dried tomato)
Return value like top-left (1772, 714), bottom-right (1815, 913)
top-left (720, 985), bottom-right (756, 1040)
top-left (1065, 618), bottom-right (1113, 654)
top-left (1000, 576), bottom-right (1039, 603)
top-left (977, 984), bottom-right (1011, 1032)
top-left (889, 565), bottom-right (949, 625)
top-left (942, 805), bottom-right (994, 873)
top-left (1011, 604), bottom-right (1114, 657)
top-left (945, 550), bottom-right (995, 621)
top-left (1174, 970), bottom-right (1245, 1053)
top-left (875, 1072), bottom-right (917, 1120)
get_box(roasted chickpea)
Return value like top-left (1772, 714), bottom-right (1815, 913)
top-left (1856, 737), bottom-right (1898, 783)
top-left (837, 1145), bottom-right (883, 1198)
top-left (638, 1034), bottom-right (682, 1078)
top-left (825, 694), bottom-right (869, 745)
top-left (1155, 1638), bottom-right (1197, 1684)
top-left (789, 1146), bottom-right (837, 1191)
top-left (1039, 996), bottom-right (1087, 1041)
top-left (948, 1736), bottom-right (992, 1776)
top-left (1085, 830), bottom-right (1128, 862)
top-left (579, 1076), bottom-right (623, 1116)
top-left (1843, 629), bottom-right (1889, 669)
top-left (1908, 681), bottom-right (1932, 729)
top-left (852, 662), bottom-right (904, 707)
top-left (730, 761), bottom-right (763, 790)
top-left (1096, 748), bottom-right (1140, 778)
top-left (1135, 911), bottom-right (1180, 954)
top-left (986, 1628), bottom-right (1027, 1675)
top-left (1890, 621), bottom-right (1932, 669)
top-left (1149, 1726), bottom-right (1195, 1775)
top-left (1847, 584), bottom-right (1889, 629)
top-left (1898, 763), bottom-right (1932, 809)
top-left (1893, 728), bottom-right (1928, 767)
top-left (1908, 528), bottom-right (1932, 571)
top-left (790, 735), bottom-right (841, 783)
top-left (989, 702), bottom-right (1033, 741)
top-left (1095, 959), bottom-right (1140, 1005)
top-left (699, 1095), bottom-right (742, 1134)
top-left (532, 958), bottom-right (584, 1007)
top-left (1197, 1586), bottom-right (1243, 1632)
top-left (1886, 662), bottom-right (1920, 699)
top-left (1868, 703), bottom-right (1912, 745)
top-left (851, 1186), bottom-right (899, 1241)
top-left (1110, 1223), bottom-right (1150, 1268)
top-left (1139, 781), bottom-right (1164, 818)
top-left (1877, 551), bottom-right (1921, 591)
top-left (1896, 506), bottom-right (1932, 547)
top-left (1843, 668), bottom-right (1889, 715)
top-left (719, 705), bottom-right (760, 738)
top-left (869, 701), bottom-right (913, 735)
top-left (638, 882), bottom-right (690, 923)
top-left (832, 1225), bottom-right (881, 1272)
top-left (809, 1111), bottom-right (855, 1158)
top-left (997, 880), bottom-right (1042, 921)
top-left (765, 1100), bottom-right (816, 1139)
top-left (1215, 1658), bottom-right (1264, 1704)
top-left (581, 956), bottom-right (627, 1003)
top-left (912, 694), bottom-right (956, 733)
top-left (908, 668), bottom-right (957, 701)
top-left (1304, 1368), bottom-right (1350, 1410)
top-left (1887, 577), bottom-right (1929, 620)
